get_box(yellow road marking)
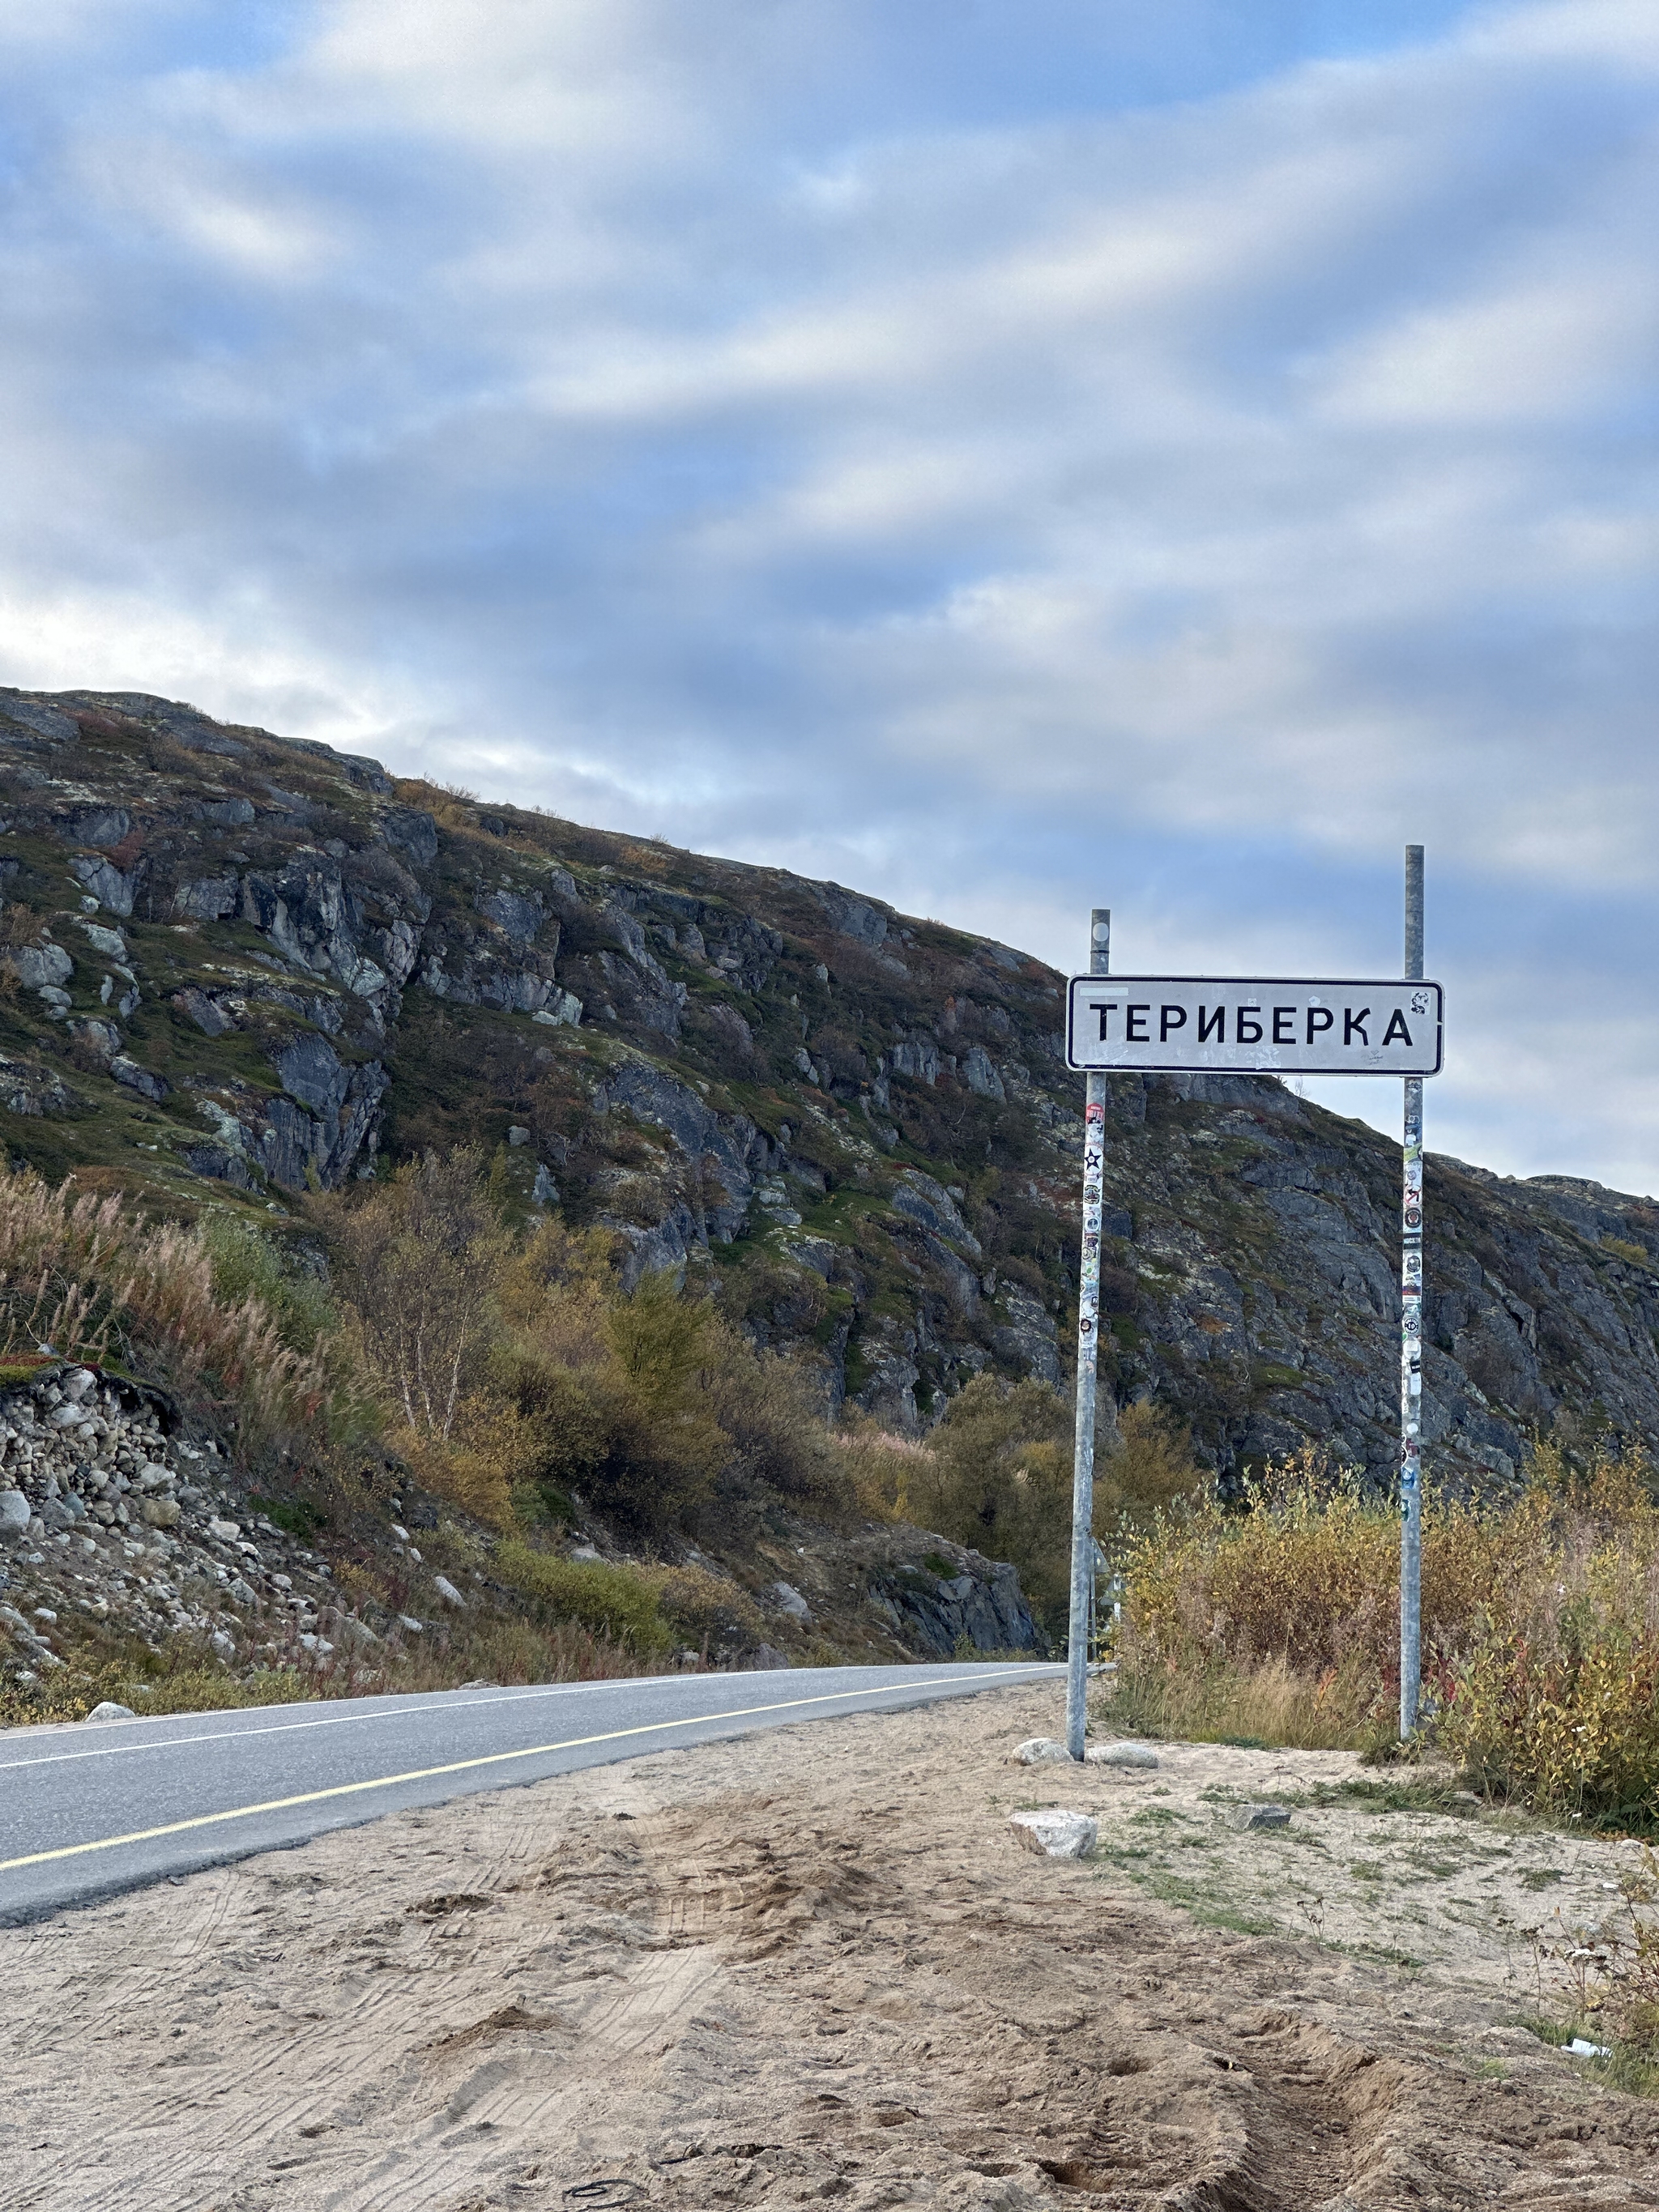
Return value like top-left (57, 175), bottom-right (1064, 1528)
top-left (0, 1668), bottom-right (1056, 1874)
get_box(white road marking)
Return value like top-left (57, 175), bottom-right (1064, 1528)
top-left (0, 1664), bottom-right (1058, 1773)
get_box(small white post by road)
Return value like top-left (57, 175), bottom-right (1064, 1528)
top-left (1064, 908), bottom-right (1111, 1760)
top-left (1399, 846), bottom-right (1426, 1736)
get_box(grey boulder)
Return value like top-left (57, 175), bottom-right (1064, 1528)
top-left (1230, 1801), bottom-right (1292, 1831)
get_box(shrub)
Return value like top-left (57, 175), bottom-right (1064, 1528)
top-left (326, 1182), bottom-right (826, 1533)
top-left (855, 1381), bottom-right (1205, 1637)
top-left (323, 1146), bottom-right (506, 1443)
top-left (1106, 1400), bottom-right (1208, 1523)
top-left (1112, 1438), bottom-right (1659, 1826)
top-left (200, 1215), bottom-right (333, 1353)
top-left (493, 1540), bottom-right (672, 1656)
top-left (1443, 1619), bottom-right (1659, 1826)
top-left (1434, 1447), bottom-right (1659, 1823)
top-left (702, 1332), bottom-right (850, 1507)
top-left (902, 1376), bottom-right (1077, 1630)
top-left (840, 1419), bottom-right (930, 1521)
top-left (639, 1561), bottom-right (766, 1654)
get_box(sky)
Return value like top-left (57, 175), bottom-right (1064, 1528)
top-left (1, 0), bottom-right (1655, 1189)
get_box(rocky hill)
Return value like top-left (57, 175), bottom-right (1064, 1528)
top-left (6, 684), bottom-right (1659, 1506)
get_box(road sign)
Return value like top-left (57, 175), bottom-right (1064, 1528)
top-left (1062, 877), bottom-right (1442, 1764)
top-left (1064, 975), bottom-right (1443, 1077)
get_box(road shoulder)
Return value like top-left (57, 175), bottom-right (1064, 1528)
top-left (4, 1681), bottom-right (1655, 2209)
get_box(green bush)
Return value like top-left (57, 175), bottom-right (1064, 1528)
top-left (249, 1492), bottom-right (327, 1541)
top-left (494, 1539), bottom-right (672, 1657)
top-left (903, 1377), bottom-right (1077, 1630)
top-left (640, 1560), bottom-right (765, 1652)
top-left (200, 1216), bottom-right (334, 1353)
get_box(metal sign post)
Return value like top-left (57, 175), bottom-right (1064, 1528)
top-left (1064, 860), bottom-right (1439, 1756)
top-left (1064, 908), bottom-right (1110, 1761)
top-left (1400, 846), bottom-right (1426, 1736)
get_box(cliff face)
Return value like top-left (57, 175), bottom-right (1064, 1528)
top-left (6, 684), bottom-right (1659, 1494)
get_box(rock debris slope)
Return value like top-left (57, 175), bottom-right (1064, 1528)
top-left (0, 1360), bottom-right (343, 1690)
top-left (6, 685), bottom-right (1659, 1490)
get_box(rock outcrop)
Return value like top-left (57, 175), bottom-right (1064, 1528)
top-left (6, 684), bottom-right (1659, 1497)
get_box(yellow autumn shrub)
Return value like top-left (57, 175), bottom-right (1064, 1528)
top-left (1113, 1438), bottom-right (1659, 1824)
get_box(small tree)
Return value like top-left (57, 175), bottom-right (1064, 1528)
top-left (329, 1148), bottom-right (505, 1443)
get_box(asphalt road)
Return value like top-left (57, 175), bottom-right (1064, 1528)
top-left (0, 1660), bottom-right (1060, 1924)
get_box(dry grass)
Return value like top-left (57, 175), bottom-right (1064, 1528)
top-left (0, 1601), bottom-right (664, 1729)
top-left (1110, 1442), bottom-right (1659, 1828)
top-left (0, 1166), bottom-right (334, 1453)
top-left (1107, 1647), bottom-right (1386, 1754)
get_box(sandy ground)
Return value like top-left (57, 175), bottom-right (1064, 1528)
top-left (4, 1681), bottom-right (1658, 2212)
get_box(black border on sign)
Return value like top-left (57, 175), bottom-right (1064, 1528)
top-left (1064, 975), bottom-right (1444, 1077)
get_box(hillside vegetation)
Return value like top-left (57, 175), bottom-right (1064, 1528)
top-left (2, 1132), bottom-right (1201, 1715)
top-left (8, 683), bottom-right (1659, 1807)
top-left (1109, 1439), bottom-right (1659, 1832)
top-left (5, 684), bottom-right (1659, 1502)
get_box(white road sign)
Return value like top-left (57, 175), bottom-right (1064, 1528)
top-left (1065, 975), bottom-right (1444, 1076)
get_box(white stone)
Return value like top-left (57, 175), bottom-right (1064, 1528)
top-left (209, 1630), bottom-right (235, 1659)
top-left (1009, 1809), bottom-right (1097, 1860)
top-left (1013, 1737), bottom-right (1076, 1766)
top-left (0, 1490), bottom-right (31, 1538)
top-left (433, 1575), bottom-right (466, 1609)
top-left (1085, 1741), bottom-right (1160, 1769)
top-left (772, 1580), bottom-right (811, 1622)
top-left (207, 1517), bottom-right (241, 1541)
top-left (83, 1701), bottom-right (137, 1724)
top-left (390, 1523), bottom-right (409, 1541)
top-left (398, 1615), bottom-right (424, 1633)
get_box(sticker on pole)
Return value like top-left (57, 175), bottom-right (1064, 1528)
top-left (1065, 977), bottom-right (1444, 1076)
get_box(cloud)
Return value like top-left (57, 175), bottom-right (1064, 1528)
top-left (0, 0), bottom-right (1654, 1184)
